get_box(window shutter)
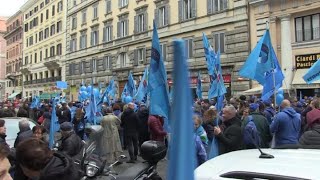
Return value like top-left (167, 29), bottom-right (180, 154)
top-left (91, 32), bottom-right (93, 46)
top-left (223, 0), bottom-right (228, 10)
top-left (154, 8), bottom-right (159, 27)
top-left (134, 15), bottom-right (137, 33)
top-left (165, 5), bottom-right (170, 25)
top-left (134, 49), bottom-right (138, 66)
top-left (184, 40), bottom-right (188, 58)
top-left (143, 48), bottom-right (147, 64)
top-left (97, 30), bottom-right (99, 45)
top-left (90, 60), bottom-right (93, 72)
top-left (144, 13), bottom-right (148, 31)
top-left (107, 0), bottom-right (111, 13)
top-left (178, 1), bottom-right (182, 22)
top-left (207, 0), bottom-right (212, 14)
top-left (189, 39), bottom-right (193, 58)
top-left (79, 62), bottom-right (82, 74)
top-left (117, 21), bottom-right (121, 37)
top-left (125, 20), bottom-right (129, 36)
top-left (68, 64), bottom-right (72, 75)
top-left (109, 56), bottom-right (113, 69)
top-left (102, 58), bottom-right (106, 71)
top-left (191, 0), bottom-right (197, 18)
top-left (214, 33), bottom-right (219, 52)
top-left (163, 44), bottom-right (167, 61)
top-left (220, 33), bottom-right (225, 53)
top-left (72, 63), bottom-right (75, 75)
top-left (110, 26), bottom-right (113, 40)
top-left (103, 27), bottom-right (106, 42)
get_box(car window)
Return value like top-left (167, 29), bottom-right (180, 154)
top-left (5, 119), bottom-right (37, 140)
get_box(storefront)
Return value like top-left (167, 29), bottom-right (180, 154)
top-left (292, 53), bottom-right (320, 97)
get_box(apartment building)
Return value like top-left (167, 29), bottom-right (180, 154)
top-left (0, 17), bottom-right (7, 101)
top-left (3, 11), bottom-right (23, 100)
top-left (20, 0), bottom-right (66, 98)
top-left (249, 0), bottom-right (320, 97)
top-left (65, 0), bottom-right (250, 100)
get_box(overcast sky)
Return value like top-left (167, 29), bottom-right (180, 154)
top-left (0, 0), bottom-right (29, 17)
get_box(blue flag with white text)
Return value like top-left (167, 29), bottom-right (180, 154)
top-left (135, 68), bottom-right (149, 103)
top-left (168, 40), bottom-right (195, 180)
top-left (148, 21), bottom-right (170, 120)
top-left (303, 59), bottom-right (320, 84)
top-left (121, 83), bottom-right (128, 103)
top-left (127, 72), bottom-right (136, 97)
top-left (202, 33), bottom-right (216, 76)
top-left (196, 71), bottom-right (202, 99)
top-left (207, 51), bottom-right (226, 99)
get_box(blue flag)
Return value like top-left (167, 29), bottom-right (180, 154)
top-left (239, 29), bottom-right (274, 85)
top-left (261, 47), bottom-right (284, 100)
top-left (148, 21), bottom-right (170, 120)
top-left (168, 39), bottom-right (195, 180)
top-left (56, 81), bottom-right (68, 89)
top-left (135, 67), bottom-right (149, 103)
top-left (196, 71), bottom-right (202, 100)
top-left (127, 72), bottom-right (136, 97)
top-left (303, 59), bottom-right (320, 84)
top-left (85, 85), bottom-right (99, 124)
top-left (49, 96), bottom-right (60, 149)
top-left (121, 83), bottom-right (128, 103)
top-left (208, 51), bottom-right (227, 99)
top-left (202, 33), bottom-right (216, 76)
top-left (30, 96), bottom-right (40, 109)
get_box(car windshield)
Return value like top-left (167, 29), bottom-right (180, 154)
top-left (5, 118), bottom-right (37, 145)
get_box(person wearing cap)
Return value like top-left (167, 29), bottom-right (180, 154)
top-left (270, 99), bottom-right (301, 147)
top-left (263, 99), bottom-right (275, 124)
top-left (57, 122), bottom-right (83, 158)
top-left (242, 103), bottom-right (272, 149)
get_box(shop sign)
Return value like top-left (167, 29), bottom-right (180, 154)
top-left (295, 53), bottom-right (320, 69)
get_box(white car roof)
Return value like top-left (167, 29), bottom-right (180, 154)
top-left (195, 149), bottom-right (320, 180)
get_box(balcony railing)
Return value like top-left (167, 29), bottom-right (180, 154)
top-left (23, 77), bottom-right (60, 85)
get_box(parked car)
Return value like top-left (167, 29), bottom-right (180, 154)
top-left (2, 117), bottom-right (37, 148)
top-left (195, 148), bottom-right (320, 180)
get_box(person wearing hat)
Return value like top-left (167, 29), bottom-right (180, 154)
top-left (263, 99), bottom-right (275, 124)
top-left (241, 103), bottom-right (272, 149)
top-left (57, 122), bottom-right (83, 158)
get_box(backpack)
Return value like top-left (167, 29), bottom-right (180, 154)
top-left (243, 116), bottom-right (261, 147)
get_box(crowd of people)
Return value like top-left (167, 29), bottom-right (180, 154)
top-left (0, 94), bottom-right (320, 179)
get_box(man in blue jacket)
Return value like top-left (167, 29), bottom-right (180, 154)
top-left (270, 99), bottom-right (301, 147)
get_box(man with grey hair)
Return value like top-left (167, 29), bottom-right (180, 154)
top-left (213, 105), bottom-right (243, 155)
top-left (14, 119), bottom-right (33, 147)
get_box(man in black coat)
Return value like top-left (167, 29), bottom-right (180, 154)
top-left (137, 104), bottom-right (150, 152)
top-left (56, 103), bottom-right (71, 124)
top-left (58, 122), bottom-right (84, 158)
top-left (14, 119), bottom-right (33, 148)
top-left (16, 138), bottom-right (80, 180)
top-left (121, 103), bottom-right (139, 163)
top-left (214, 105), bottom-right (243, 155)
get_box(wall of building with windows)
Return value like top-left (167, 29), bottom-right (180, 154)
top-left (65, 0), bottom-right (250, 100)
top-left (249, 0), bottom-right (320, 97)
top-left (3, 11), bottom-right (23, 99)
top-left (20, 0), bottom-right (66, 98)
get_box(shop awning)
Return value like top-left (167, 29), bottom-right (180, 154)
top-left (242, 85), bottom-right (263, 95)
top-left (292, 69), bottom-right (320, 89)
top-left (39, 93), bottom-right (51, 100)
top-left (8, 92), bottom-right (21, 99)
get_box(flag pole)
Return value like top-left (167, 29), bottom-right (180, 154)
top-left (266, 21), bottom-right (277, 109)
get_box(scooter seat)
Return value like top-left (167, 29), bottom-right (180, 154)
top-left (116, 162), bottom-right (150, 180)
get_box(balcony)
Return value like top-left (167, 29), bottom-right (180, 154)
top-left (44, 55), bottom-right (61, 69)
top-left (24, 81), bottom-right (30, 85)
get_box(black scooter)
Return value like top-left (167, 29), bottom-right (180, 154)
top-left (78, 126), bottom-right (166, 180)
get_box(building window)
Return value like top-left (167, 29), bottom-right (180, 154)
top-left (119, 53), bottom-right (127, 67)
top-left (179, 0), bottom-right (196, 21)
top-left (295, 14), bottom-right (320, 42)
top-left (135, 13), bottom-right (146, 33)
top-left (80, 30), bottom-right (87, 49)
top-left (208, 0), bottom-right (227, 14)
top-left (136, 48), bottom-right (145, 65)
top-left (57, 43), bottom-right (62, 55)
top-left (50, 24), bottom-right (55, 36)
top-left (50, 46), bottom-right (55, 57)
top-left (24, 23), bottom-right (28, 32)
top-left (44, 28), bottom-right (49, 39)
top-left (40, 2), bottom-right (44, 8)
top-left (93, 5), bottom-right (98, 19)
top-left (103, 24), bottom-right (112, 42)
top-left (45, 0), bottom-right (50, 5)
top-left (46, 9), bottom-right (49, 19)
top-left (70, 35), bottom-right (77, 52)
top-left (29, 36), bottom-right (33, 46)
top-left (92, 59), bottom-right (97, 72)
top-left (184, 39), bottom-right (193, 58)
top-left (57, 1), bottom-right (63, 12)
top-left (104, 56), bottom-right (111, 69)
top-left (72, 16), bottom-right (77, 29)
top-left (24, 56), bottom-right (28, 65)
top-left (40, 51), bottom-right (42, 61)
top-left (160, 43), bottom-right (167, 61)
top-left (45, 49), bottom-right (48, 58)
top-left (41, 13), bottom-right (43, 23)
top-left (57, 21), bottom-right (62, 33)
top-left (117, 19), bottom-right (128, 38)
top-left (34, 53), bottom-right (37, 63)
top-left (73, 0), bottom-right (77, 6)
top-left (52, 5), bottom-right (55, 16)
top-left (106, 0), bottom-right (111, 13)
top-left (119, 0), bottom-right (128, 8)
top-left (213, 32), bottom-right (225, 53)
top-left (91, 28), bottom-right (99, 46)
top-left (156, 6), bottom-right (169, 27)
top-left (82, 10), bottom-right (86, 24)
